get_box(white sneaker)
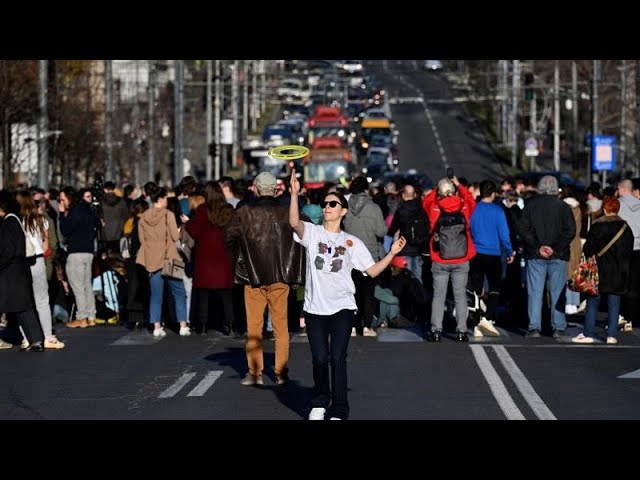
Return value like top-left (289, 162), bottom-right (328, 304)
top-left (571, 333), bottom-right (594, 344)
top-left (618, 315), bottom-right (626, 326)
top-left (565, 305), bottom-right (578, 315)
top-left (308, 407), bottom-right (326, 420)
top-left (153, 328), bottom-right (167, 338)
top-left (329, 417), bottom-right (342, 420)
top-left (473, 326), bottom-right (484, 337)
top-left (179, 327), bottom-right (191, 336)
top-left (576, 299), bottom-right (587, 313)
top-left (477, 318), bottom-right (500, 336)
top-left (350, 327), bottom-right (357, 337)
top-left (606, 337), bottom-right (618, 345)
top-left (363, 327), bottom-right (377, 337)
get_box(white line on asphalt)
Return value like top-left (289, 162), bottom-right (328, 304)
top-left (492, 345), bottom-right (557, 420)
top-left (158, 372), bottom-right (197, 398)
top-left (469, 345), bottom-right (525, 420)
top-left (187, 370), bottom-right (223, 397)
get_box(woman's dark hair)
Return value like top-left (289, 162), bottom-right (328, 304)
top-left (204, 181), bottom-right (234, 227)
top-left (61, 186), bottom-right (78, 208)
top-left (349, 176), bottom-right (369, 195)
top-left (150, 186), bottom-right (167, 204)
top-left (129, 197), bottom-right (148, 217)
top-left (324, 191), bottom-right (348, 210)
top-left (0, 190), bottom-right (19, 216)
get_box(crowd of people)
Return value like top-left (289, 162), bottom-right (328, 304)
top-left (1, 170), bottom-right (639, 420)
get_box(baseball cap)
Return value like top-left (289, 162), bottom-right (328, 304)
top-left (255, 172), bottom-right (277, 193)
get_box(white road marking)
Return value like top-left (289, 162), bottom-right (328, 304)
top-left (492, 345), bottom-right (557, 420)
top-left (469, 345), bottom-right (525, 420)
top-left (618, 368), bottom-right (640, 379)
top-left (187, 370), bottom-right (223, 396)
top-left (158, 372), bottom-right (196, 398)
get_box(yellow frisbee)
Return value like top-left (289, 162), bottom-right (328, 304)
top-left (267, 145), bottom-right (310, 161)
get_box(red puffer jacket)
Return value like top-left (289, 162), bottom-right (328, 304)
top-left (422, 185), bottom-right (477, 264)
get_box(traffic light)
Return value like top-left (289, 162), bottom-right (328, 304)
top-left (524, 73), bottom-right (534, 101)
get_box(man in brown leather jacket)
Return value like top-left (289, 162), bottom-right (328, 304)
top-left (225, 172), bottom-right (305, 386)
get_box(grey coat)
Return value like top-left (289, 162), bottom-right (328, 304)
top-left (343, 193), bottom-right (387, 260)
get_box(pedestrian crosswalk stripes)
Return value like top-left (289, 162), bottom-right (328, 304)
top-left (158, 370), bottom-right (224, 399)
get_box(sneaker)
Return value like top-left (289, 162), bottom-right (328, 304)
top-left (428, 330), bottom-right (442, 342)
top-left (308, 407), bottom-right (326, 421)
top-left (525, 329), bottom-right (541, 338)
top-left (241, 373), bottom-right (264, 386)
top-left (179, 327), bottom-right (191, 336)
top-left (477, 318), bottom-right (500, 336)
top-left (86, 319), bottom-right (97, 327)
top-left (20, 339), bottom-right (30, 350)
top-left (275, 373), bottom-right (290, 385)
top-left (107, 316), bottom-right (119, 325)
top-left (350, 327), bottom-right (357, 337)
top-left (618, 315), bottom-right (626, 326)
top-left (329, 417), bottom-right (342, 420)
top-left (606, 336), bottom-right (618, 345)
top-left (473, 326), bottom-right (484, 337)
top-left (0, 339), bottom-right (12, 350)
top-left (571, 333), bottom-right (595, 344)
top-left (66, 318), bottom-right (88, 329)
top-left (565, 305), bottom-right (578, 315)
top-left (153, 328), bottom-right (167, 338)
top-left (44, 337), bottom-right (65, 349)
top-left (363, 327), bottom-right (377, 337)
top-left (455, 330), bottom-right (468, 342)
top-left (94, 318), bottom-right (107, 325)
top-left (552, 329), bottom-right (565, 339)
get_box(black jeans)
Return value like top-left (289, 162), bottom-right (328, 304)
top-left (470, 253), bottom-right (502, 322)
top-left (304, 309), bottom-right (355, 420)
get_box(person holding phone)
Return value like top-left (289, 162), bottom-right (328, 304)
top-left (289, 166), bottom-right (406, 420)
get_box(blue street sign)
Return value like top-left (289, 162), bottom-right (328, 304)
top-left (592, 135), bottom-right (615, 172)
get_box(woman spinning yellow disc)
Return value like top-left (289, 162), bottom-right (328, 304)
top-left (267, 145), bottom-right (310, 161)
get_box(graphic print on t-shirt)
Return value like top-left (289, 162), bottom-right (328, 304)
top-left (315, 240), bottom-right (346, 272)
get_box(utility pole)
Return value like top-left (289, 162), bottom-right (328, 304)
top-left (214, 60), bottom-right (221, 180)
top-left (105, 60), bottom-right (114, 182)
top-left (260, 60), bottom-right (266, 117)
top-left (636, 60), bottom-right (640, 177)
top-left (553, 60), bottom-right (560, 172)
top-left (251, 60), bottom-right (258, 132)
top-left (620, 59), bottom-right (627, 171)
top-left (206, 60), bottom-right (213, 180)
top-left (511, 60), bottom-right (519, 168)
top-left (173, 60), bottom-right (184, 186)
top-left (572, 61), bottom-right (579, 172)
top-left (590, 60), bottom-right (599, 183)
top-left (38, 60), bottom-right (48, 189)
top-left (147, 60), bottom-right (156, 184)
top-left (501, 60), bottom-right (508, 144)
top-left (242, 60), bottom-right (249, 139)
top-left (231, 60), bottom-right (239, 169)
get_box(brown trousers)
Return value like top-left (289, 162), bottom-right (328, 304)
top-left (244, 283), bottom-right (290, 376)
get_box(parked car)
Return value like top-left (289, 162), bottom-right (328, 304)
top-left (423, 60), bottom-right (443, 71)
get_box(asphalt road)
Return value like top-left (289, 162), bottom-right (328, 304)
top-left (368, 60), bottom-right (507, 185)
top-left (1, 320), bottom-right (639, 420)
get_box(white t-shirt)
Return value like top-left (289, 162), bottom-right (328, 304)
top-left (294, 222), bottom-right (376, 315)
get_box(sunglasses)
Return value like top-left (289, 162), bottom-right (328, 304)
top-left (320, 200), bottom-right (344, 209)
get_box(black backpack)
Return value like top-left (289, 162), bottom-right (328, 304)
top-left (401, 207), bottom-right (430, 250)
top-left (432, 209), bottom-right (467, 260)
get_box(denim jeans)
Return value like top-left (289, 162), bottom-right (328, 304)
top-left (526, 259), bottom-right (567, 332)
top-left (304, 309), bottom-right (355, 420)
top-left (149, 271), bottom-right (187, 324)
top-left (406, 255), bottom-right (423, 285)
top-left (566, 287), bottom-right (580, 307)
top-left (584, 294), bottom-right (620, 338)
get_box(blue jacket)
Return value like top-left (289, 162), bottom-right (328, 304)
top-left (470, 201), bottom-right (512, 256)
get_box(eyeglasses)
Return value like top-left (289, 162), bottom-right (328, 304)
top-left (500, 189), bottom-right (510, 194)
top-left (320, 200), bottom-right (344, 209)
